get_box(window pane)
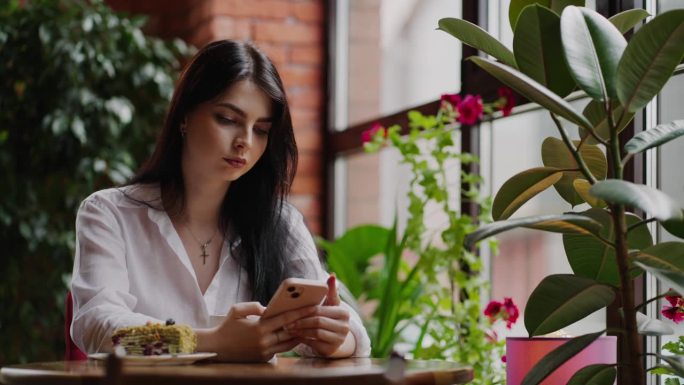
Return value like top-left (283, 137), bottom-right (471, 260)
top-left (344, 0), bottom-right (461, 127)
top-left (338, 130), bottom-right (462, 240)
top-left (658, 0), bottom-right (684, 13)
top-left (340, 148), bottom-right (408, 233)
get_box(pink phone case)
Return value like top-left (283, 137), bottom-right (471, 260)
top-left (262, 278), bottom-right (328, 319)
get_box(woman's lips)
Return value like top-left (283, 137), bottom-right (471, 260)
top-left (223, 157), bottom-right (246, 168)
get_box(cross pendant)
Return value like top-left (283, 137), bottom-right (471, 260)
top-left (200, 243), bottom-right (209, 265)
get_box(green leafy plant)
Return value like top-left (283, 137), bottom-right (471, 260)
top-left (318, 221), bottom-right (410, 358)
top-left (652, 335), bottom-right (684, 385)
top-left (319, 93), bottom-right (511, 384)
top-left (439, 1), bottom-right (684, 384)
top-left (0, 0), bottom-right (190, 364)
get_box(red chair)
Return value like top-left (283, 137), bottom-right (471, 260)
top-left (65, 291), bottom-right (87, 360)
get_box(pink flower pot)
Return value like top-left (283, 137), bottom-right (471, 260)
top-left (506, 336), bottom-right (617, 385)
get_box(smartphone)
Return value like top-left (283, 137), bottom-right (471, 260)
top-left (261, 278), bottom-right (328, 319)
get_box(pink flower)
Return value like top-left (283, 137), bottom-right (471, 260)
top-left (361, 122), bottom-right (386, 144)
top-left (484, 297), bottom-right (520, 329)
top-left (662, 306), bottom-right (684, 324)
top-left (501, 355), bottom-right (507, 363)
top-left (503, 297), bottom-right (520, 328)
top-left (440, 93), bottom-right (461, 107)
top-left (457, 94), bottom-right (483, 125)
top-left (662, 290), bottom-right (684, 324)
top-left (484, 301), bottom-right (502, 321)
top-left (665, 290), bottom-right (683, 307)
top-left (497, 87), bottom-right (516, 117)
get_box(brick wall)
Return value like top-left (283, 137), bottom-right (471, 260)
top-left (107, 0), bottom-right (326, 234)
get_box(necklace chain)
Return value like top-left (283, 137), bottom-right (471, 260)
top-left (183, 221), bottom-right (218, 265)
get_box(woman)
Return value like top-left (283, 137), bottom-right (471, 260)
top-left (70, 40), bottom-right (370, 361)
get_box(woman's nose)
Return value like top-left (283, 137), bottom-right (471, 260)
top-left (233, 128), bottom-right (253, 150)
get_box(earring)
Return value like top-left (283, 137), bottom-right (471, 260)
top-left (180, 124), bottom-right (187, 138)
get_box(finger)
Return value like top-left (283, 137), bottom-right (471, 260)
top-left (302, 305), bottom-right (350, 321)
top-left (229, 302), bottom-right (266, 318)
top-left (266, 339), bottom-right (300, 357)
top-left (286, 316), bottom-right (349, 335)
top-left (290, 328), bottom-right (346, 345)
top-left (295, 338), bottom-right (340, 357)
top-left (324, 274), bottom-right (340, 306)
top-left (260, 305), bottom-right (317, 332)
top-left (271, 330), bottom-right (296, 345)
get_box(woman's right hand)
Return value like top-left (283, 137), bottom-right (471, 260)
top-left (196, 302), bottom-right (317, 362)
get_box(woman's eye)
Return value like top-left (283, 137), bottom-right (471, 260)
top-left (254, 126), bottom-right (271, 136)
top-left (216, 115), bottom-right (237, 125)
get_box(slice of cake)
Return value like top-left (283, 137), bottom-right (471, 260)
top-left (112, 319), bottom-right (196, 356)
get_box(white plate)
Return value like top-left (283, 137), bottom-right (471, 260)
top-left (88, 352), bottom-right (217, 366)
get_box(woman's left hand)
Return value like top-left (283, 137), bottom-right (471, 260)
top-left (285, 274), bottom-right (356, 357)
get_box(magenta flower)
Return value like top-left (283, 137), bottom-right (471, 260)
top-left (662, 290), bottom-right (684, 324)
top-left (484, 300), bottom-right (502, 320)
top-left (440, 93), bottom-right (462, 108)
top-left (361, 122), bottom-right (386, 144)
top-left (503, 297), bottom-right (520, 328)
top-left (484, 297), bottom-right (520, 329)
top-left (665, 292), bottom-right (683, 307)
top-left (662, 306), bottom-right (684, 324)
top-left (457, 94), bottom-right (483, 125)
top-left (497, 87), bottom-right (515, 117)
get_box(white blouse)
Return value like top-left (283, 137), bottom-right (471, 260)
top-left (70, 184), bottom-right (371, 357)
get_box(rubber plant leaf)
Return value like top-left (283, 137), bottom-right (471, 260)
top-left (492, 167), bottom-right (563, 220)
top-left (524, 274), bottom-right (615, 336)
top-left (560, 6), bottom-right (627, 101)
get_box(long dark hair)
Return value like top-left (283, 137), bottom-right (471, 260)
top-left (130, 40), bottom-right (298, 305)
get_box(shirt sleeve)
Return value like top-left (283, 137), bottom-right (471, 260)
top-left (284, 204), bottom-right (372, 358)
top-left (70, 195), bottom-right (163, 354)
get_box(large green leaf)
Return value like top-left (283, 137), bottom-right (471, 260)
top-left (469, 56), bottom-right (593, 130)
top-left (464, 213), bottom-right (602, 249)
top-left (590, 180), bottom-right (684, 222)
top-left (510, 0), bottom-right (545, 32)
top-left (525, 274), bottom-right (615, 336)
top-left (316, 225), bottom-right (390, 297)
top-left (656, 354), bottom-right (684, 378)
top-left (609, 9), bottom-right (650, 34)
top-left (541, 137), bottom-right (607, 206)
top-left (509, 0), bottom-right (585, 31)
top-left (527, 215), bottom-right (603, 236)
top-left (493, 167), bottom-right (563, 220)
top-left (374, 219), bottom-right (409, 357)
top-left (663, 215), bottom-right (684, 239)
top-left (566, 364), bottom-right (617, 385)
top-left (438, 18), bottom-right (516, 67)
top-left (521, 331), bottom-right (604, 385)
top-left (617, 9), bottom-right (684, 112)
top-left (573, 179), bottom-right (606, 208)
top-left (625, 120), bottom-right (684, 154)
top-left (632, 242), bottom-right (684, 295)
top-left (580, 99), bottom-right (634, 145)
top-left (560, 6), bottom-right (627, 101)
top-left (564, 209), bottom-right (652, 286)
top-left (547, 0), bottom-right (585, 15)
top-left (513, 5), bottom-right (575, 97)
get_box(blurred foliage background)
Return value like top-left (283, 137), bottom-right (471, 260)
top-left (0, 0), bottom-right (191, 364)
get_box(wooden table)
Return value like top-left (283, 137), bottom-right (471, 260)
top-left (0, 356), bottom-right (473, 385)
